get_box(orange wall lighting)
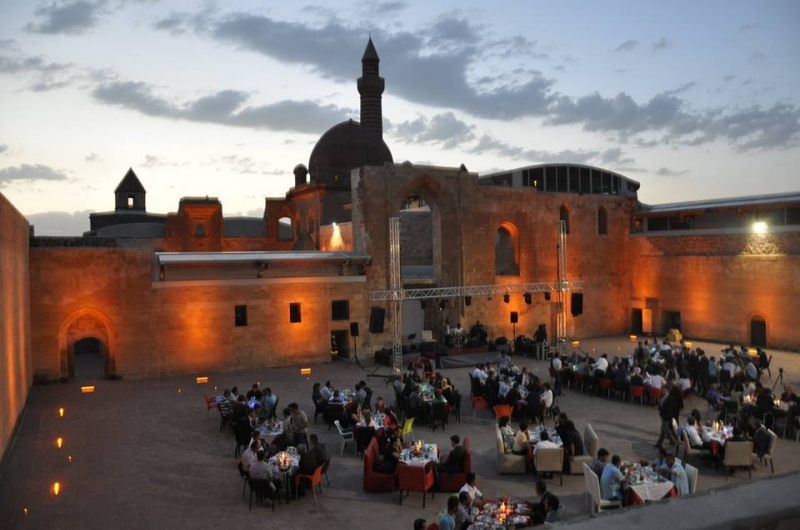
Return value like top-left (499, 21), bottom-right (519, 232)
top-left (300, 367), bottom-right (312, 379)
top-left (58, 407), bottom-right (65, 417)
top-left (80, 386), bottom-right (95, 394)
top-left (52, 482), bottom-right (61, 496)
top-left (195, 376), bottom-right (209, 384)
top-left (56, 437), bottom-right (63, 449)
top-left (685, 341), bottom-right (693, 347)
top-left (629, 335), bottom-right (637, 341)
top-left (571, 340), bottom-right (580, 346)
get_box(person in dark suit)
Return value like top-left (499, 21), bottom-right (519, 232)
top-left (295, 444), bottom-right (320, 497)
top-left (438, 434), bottom-right (466, 474)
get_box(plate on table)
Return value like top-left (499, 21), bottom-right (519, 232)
top-left (514, 504), bottom-right (531, 515)
top-left (509, 515), bottom-right (530, 526)
top-left (483, 503), bottom-right (498, 512)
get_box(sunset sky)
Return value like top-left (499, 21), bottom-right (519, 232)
top-left (1, 0), bottom-right (798, 235)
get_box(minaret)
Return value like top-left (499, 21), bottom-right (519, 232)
top-left (357, 37), bottom-right (385, 136)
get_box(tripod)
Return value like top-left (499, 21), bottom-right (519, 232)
top-left (772, 368), bottom-right (785, 392)
top-left (346, 334), bottom-right (362, 369)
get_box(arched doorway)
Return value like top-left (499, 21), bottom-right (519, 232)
top-left (59, 309), bottom-right (116, 381)
top-left (750, 315), bottom-right (767, 347)
top-left (73, 337), bottom-right (104, 380)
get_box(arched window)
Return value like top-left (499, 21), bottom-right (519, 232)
top-left (597, 207), bottom-right (608, 235)
top-left (560, 205), bottom-right (570, 235)
top-left (278, 216), bottom-right (293, 241)
top-left (307, 210), bottom-right (316, 235)
top-left (495, 223), bottom-right (519, 276)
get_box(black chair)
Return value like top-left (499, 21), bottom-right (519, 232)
top-left (248, 478), bottom-right (276, 511)
top-left (449, 391), bottom-right (462, 423)
top-left (321, 457), bottom-right (332, 486)
top-left (355, 426), bottom-right (376, 457)
top-left (238, 461), bottom-right (250, 499)
top-left (234, 422), bottom-right (253, 458)
top-left (429, 402), bottom-right (448, 431)
top-left (313, 398), bottom-right (327, 425)
top-left (325, 402), bottom-right (345, 430)
top-left (719, 370), bottom-right (732, 393)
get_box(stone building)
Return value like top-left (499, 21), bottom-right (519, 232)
top-left (1, 38), bottom-right (798, 406)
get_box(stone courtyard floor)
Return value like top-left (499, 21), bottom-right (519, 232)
top-left (2, 336), bottom-right (800, 529)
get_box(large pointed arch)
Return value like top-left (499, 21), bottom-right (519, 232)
top-left (58, 308), bottom-right (117, 380)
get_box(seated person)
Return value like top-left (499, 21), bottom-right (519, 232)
top-left (512, 422), bottom-right (530, 456)
top-left (329, 389), bottom-right (343, 403)
top-left (376, 435), bottom-right (403, 474)
top-left (438, 434), bottom-right (466, 474)
top-left (241, 440), bottom-right (260, 472)
top-left (657, 452), bottom-right (689, 496)
top-left (294, 445), bottom-right (319, 497)
top-left (455, 491), bottom-right (477, 530)
top-left (531, 479), bottom-right (557, 525)
top-left (544, 494), bottom-right (561, 523)
top-left (685, 416), bottom-right (711, 449)
top-left (358, 410), bottom-right (379, 428)
top-left (459, 472), bottom-right (483, 508)
top-left (650, 445), bottom-right (680, 470)
top-left (533, 431), bottom-right (558, 456)
top-left (590, 448), bottom-right (610, 476)
top-left (600, 455), bottom-right (630, 502)
top-left (555, 412), bottom-right (584, 458)
top-left (248, 449), bottom-right (278, 494)
top-left (630, 367), bottom-right (645, 387)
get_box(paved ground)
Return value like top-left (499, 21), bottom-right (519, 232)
top-left (1, 336), bottom-right (799, 529)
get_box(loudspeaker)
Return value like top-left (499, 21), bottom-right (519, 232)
top-left (510, 311), bottom-right (519, 324)
top-left (571, 293), bottom-right (584, 316)
top-left (349, 322), bottom-right (359, 337)
top-left (369, 307), bottom-right (386, 333)
top-left (544, 292), bottom-right (551, 301)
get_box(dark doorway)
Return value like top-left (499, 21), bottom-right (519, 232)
top-left (331, 330), bottom-right (350, 360)
top-left (73, 337), bottom-right (104, 380)
top-left (631, 308), bottom-right (643, 335)
top-left (750, 317), bottom-right (767, 347)
top-left (663, 310), bottom-right (681, 332)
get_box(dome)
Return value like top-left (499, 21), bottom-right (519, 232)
top-left (308, 120), bottom-right (393, 184)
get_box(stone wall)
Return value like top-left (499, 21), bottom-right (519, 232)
top-left (0, 192), bottom-right (32, 463)
top-left (353, 164), bottom-right (639, 346)
top-left (29, 247), bottom-right (370, 380)
top-left (631, 232), bottom-right (800, 349)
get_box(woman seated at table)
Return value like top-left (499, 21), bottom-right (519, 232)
top-left (376, 435), bottom-right (403, 474)
top-left (440, 378), bottom-right (455, 402)
top-left (512, 422), bottom-right (531, 455)
top-left (358, 410), bottom-right (379, 429)
top-left (499, 415), bottom-right (515, 444)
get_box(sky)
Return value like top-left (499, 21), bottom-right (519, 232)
top-left (1, 0), bottom-right (798, 236)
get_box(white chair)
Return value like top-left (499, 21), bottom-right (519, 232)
top-left (334, 420), bottom-right (355, 456)
top-left (679, 431), bottom-right (710, 465)
top-left (586, 464), bottom-right (621, 514)
top-left (582, 463), bottom-right (592, 507)
top-left (534, 447), bottom-right (564, 486)
top-left (753, 429), bottom-right (777, 474)
top-left (723, 441), bottom-right (753, 479)
top-left (685, 463), bottom-right (698, 495)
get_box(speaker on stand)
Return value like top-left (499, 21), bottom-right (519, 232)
top-left (346, 322), bottom-right (361, 369)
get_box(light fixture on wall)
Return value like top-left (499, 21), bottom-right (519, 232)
top-left (438, 299), bottom-right (446, 311)
top-left (464, 296), bottom-right (472, 306)
top-left (503, 293), bottom-right (510, 304)
top-left (524, 293), bottom-right (532, 305)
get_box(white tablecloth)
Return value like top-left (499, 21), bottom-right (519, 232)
top-left (629, 479), bottom-right (674, 502)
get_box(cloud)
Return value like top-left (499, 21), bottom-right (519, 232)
top-left (722, 74), bottom-right (736, 82)
top-left (614, 40), bottom-right (639, 52)
top-left (748, 51), bottom-right (765, 63)
top-left (655, 167), bottom-right (688, 177)
top-left (26, 210), bottom-right (93, 236)
top-left (141, 154), bottom-right (184, 168)
top-left (0, 144), bottom-right (7, 155)
top-left (738, 23), bottom-right (759, 32)
top-left (25, 1), bottom-right (106, 35)
top-left (390, 112), bottom-right (475, 148)
top-left (0, 163), bottom-right (69, 185)
top-left (466, 134), bottom-right (600, 164)
top-left (91, 81), bottom-right (351, 134)
top-left (651, 37), bottom-right (670, 52)
top-left (663, 82), bottom-right (696, 96)
top-left (85, 152), bottom-right (102, 162)
top-left (0, 51), bottom-right (72, 74)
top-left (599, 147), bottom-right (634, 166)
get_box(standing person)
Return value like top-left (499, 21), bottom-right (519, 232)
top-left (534, 324), bottom-right (548, 360)
top-left (288, 402), bottom-right (309, 448)
top-left (655, 386), bottom-right (682, 448)
top-left (551, 353), bottom-right (562, 395)
top-left (438, 495), bottom-right (460, 530)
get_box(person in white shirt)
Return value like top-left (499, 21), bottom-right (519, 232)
top-left (647, 372), bottom-right (666, 390)
top-left (248, 450), bottom-right (277, 484)
top-left (541, 384), bottom-right (554, 410)
top-left (472, 365), bottom-right (488, 384)
top-left (458, 472), bottom-right (484, 507)
top-left (594, 354), bottom-right (609, 375)
top-left (721, 360), bottom-right (737, 378)
top-left (685, 417), bottom-right (710, 449)
top-left (678, 375), bottom-right (692, 392)
top-left (744, 361), bottom-right (758, 382)
top-left (498, 377), bottom-right (510, 400)
top-left (512, 422), bottom-right (531, 455)
top-left (533, 431), bottom-right (559, 456)
top-left (320, 381), bottom-right (333, 401)
top-left (241, 441), bottom-right (260, 471)
top-left (742, 380), bottom-right (756, 398)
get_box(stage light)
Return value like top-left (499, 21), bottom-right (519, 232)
top-left (503, 294), bottom-right (510, 304)
top-left (524, 293), bottom-right (532, 305)
top-left (752, 221), bottom-right (768, 234)
top-left (438, 299), bottom-right (446, 311)
top-left (464, 296), bottom-right (472, 306)
top-left (52, 482), bottom-right (61, 496)
top-left (58, 407), bottom-right (64, 417)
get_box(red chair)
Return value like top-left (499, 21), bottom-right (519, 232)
top-left (363, 437), bottom-right (395, 492)
top-left (647, 386), bottom-right (664, 405)
top-left (397, 461), bottom-right (435, 507)
top-left (599, 379), bottom-right (613, 398)
top-left (629, 385), bottom-right (645, 406)
top-left (494, 404), bottom-right (513, 420)
top-left (295, 464), bottom-right (324, 503)
top-left (471, 396), bottom-right (489, 419)
top-left (438, 437), bottom-right (471, 491)
top-left (574, 373), bottom-right (586, 392)
top-left (203, 394), bottom-right (216, 411)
